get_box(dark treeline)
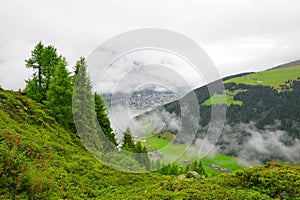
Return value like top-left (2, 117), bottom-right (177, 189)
top-left (154, 160), bottom-right (207, 177)
top-left (226, 81), bottom-right (300, 143)
top-left (164, 76), bottom-right (300, 162)
top-left (165, 79), bottom-right (300, 144)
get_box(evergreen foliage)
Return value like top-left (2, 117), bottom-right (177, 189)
top-left (72, 57), bottom-right (100, 150)
top-left (25, 41), bottom-right (61, 103)
top-left (157, 160), bottom-right (207, 177)
top-left (121, 128), bottom-right (136, 152)
top-left (121, 128), bottom-right (150, 170)
top-left (45, 59), bottom-right (73, 130)
top-left (192, 160), bottom-right (207, 177)
top-left (72, 57), bottom-right (116, 154)
top-left (95, 93), bottom-right (117, 146)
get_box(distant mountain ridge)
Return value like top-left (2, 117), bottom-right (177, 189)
top-left (163, 61), bottom-right (300, 163)
top-left (270, 59), bottom-right (300, 70)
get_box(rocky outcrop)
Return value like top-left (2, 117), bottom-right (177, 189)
top-left (177, 171), bottom-right (205, 180)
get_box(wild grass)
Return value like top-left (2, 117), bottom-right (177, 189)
top-left (224, 65), bottom-right (300, 89)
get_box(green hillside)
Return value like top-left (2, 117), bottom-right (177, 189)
top-left (164, 64), bottom-right (300, 165)
top-left (202, 65), bottom-right (300, 106)
top-left (224, 65), bottom-right (300, 89)
top-left (202, 90), bottom-right (243, 106)
top-left (1, 85), bottom-right (300, 199)
top-left (143, 132), bottom-right (244, 176)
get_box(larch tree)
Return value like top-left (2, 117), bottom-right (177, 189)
top-left (25, 41), bottom-right (61, 103)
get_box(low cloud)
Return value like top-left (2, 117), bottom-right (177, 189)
top-left (218, 122), bottom-right (300, 165)
top-left (109, 105), bottom-right (181, 139)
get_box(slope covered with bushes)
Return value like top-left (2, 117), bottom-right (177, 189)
top-left (1, 88), bottom-right (300, 199)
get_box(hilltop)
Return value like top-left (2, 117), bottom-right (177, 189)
top-left (224, 65), bottom-right (300, 89)
top-left (270, 59), bottom-right (300, 70)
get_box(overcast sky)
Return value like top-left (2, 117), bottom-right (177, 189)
top-left (1, 0), bottom-right (300, 90)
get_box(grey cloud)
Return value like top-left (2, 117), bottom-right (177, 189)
top-left (217, 122), bottom-right (300, 165)
top-left (1, 0), bottom-right (300, 90)
top-left (182, 120), bottom-right (300, 165)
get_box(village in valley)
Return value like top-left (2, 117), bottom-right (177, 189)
top-left (102, 90), bottom-right (177, 110)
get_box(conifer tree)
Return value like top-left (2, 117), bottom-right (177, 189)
top-left (72, 57), bottom-right (98, 148)
top-left (95, 93), bottom-right (117, 145)
top-left (71, 56), bottom-right (84, 85)
top-left (121, 128), bottom-right (135, 152)
top-left (121, 128), bottom-right (150, 169)
top-left (72, 57), bottom-right (94, 120)
top-left (191, 160), bottom-right (207, 176)
top-left (72, 57), bottom-right (117, 153)
top-left (25, 41), bottom-right (61, 103)
top-left (134, 141), bottom-right (150, 170)
top-left (192, 160), bottom-right (198, 171)
top-left (24, 77), bottom-right (43, 103)
top-left (45, 59), bottom-right (72, 129)
top-left (196, 161), bottom-right (207, 177)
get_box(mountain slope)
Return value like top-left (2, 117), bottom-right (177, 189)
top-left (164, 64), bottom-right (300, 163)
top-left (271, 59), bottom-right (300, 70)
top-left (0, 88), bottom-right (161, 199)
top-left (1, 87), bottom-right (300, 199)
top-left (224, 65), bottom-right (300, 89)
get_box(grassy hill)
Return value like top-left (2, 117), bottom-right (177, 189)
top-left (201, 65), bottom-right (300, 106)
top-left (224, 65), bottom-right (300, 89)
top-left (1, 88), bottom-right (300, 199)
top-left (202, 90), bottom-right (244, 106)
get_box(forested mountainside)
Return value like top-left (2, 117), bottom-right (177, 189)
top-left (1, 86), bottom-right (300, 199)
top-left (164, 64), bottom-right (300, 163)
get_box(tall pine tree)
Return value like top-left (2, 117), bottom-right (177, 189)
top-left (71, 56), bottom-right (84, 85)
top-left (72, 57), bottom-right (96, 136)
top-left (45, 59), bottom-right (73, 130)
top-left (95, 93), bottom-right (117, 145)
top-left (121, 128), bottom-right (136, 152)
top-left (25, 41), bottom-right (61, 103)
top-left (72, 57), bottom-right (115, 154)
